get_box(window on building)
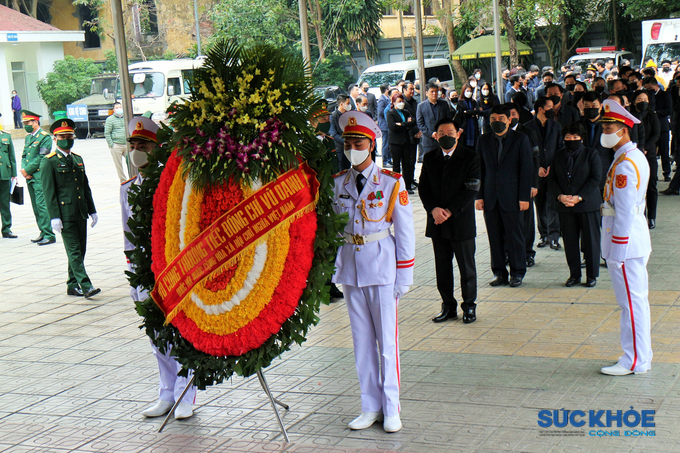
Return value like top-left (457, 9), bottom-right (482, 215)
top-left (141, 0), bottom-right (159, 35)
top-left (424, 4), bottom-right (433, 15)
top-left (78, 4), bottom-right (101, 49)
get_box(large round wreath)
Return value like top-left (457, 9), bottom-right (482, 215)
top-left (126, 42), bottom-right (345, 389)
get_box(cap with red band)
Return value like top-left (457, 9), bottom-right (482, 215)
top-left (339, 111), bottom-right (382, 140)
top-left (599, 99), bottom-right (641, 128)
top-left (21, 110), bottom-right (41, 122)
top-left (127, 116), bottom-right (158, 143)
top-left (49, 118), bottom-right (75, 135)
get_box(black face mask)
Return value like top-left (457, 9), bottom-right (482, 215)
top-left (549, 95), bottom-right (561, 106)
top-left (543, 109), bottom-right (555, 119)
top-left (594, 86), bottom-right (605, 94)
top-left (362, 86), bottom-right (369, 92)
top-left (636, 101), bottom-right (649, 112)
top-left (663, 67), bottom-right (671, 73)
top-left (450, 97), bottom-right (458, 104)
top-left (565, 84), bottom-right (576, 92)
top-left (510, 118), bottom-right (519, 128)
top-left (564, 139), bottom-right (581, 152)
top-left (490, 121), bottom-right (507, 134)
top-left (584, 108), bottom-right (600, 120)
top-left (438, 135), bottom-right (457, 150)
top-left (629, 82), bottom-right (639, 91)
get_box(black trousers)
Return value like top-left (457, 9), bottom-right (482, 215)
top-left (432, 237), bottom-right (477, 310)
top-left (484, 205), bottom-right (526, 279)
top-left (535, 177), bottom-right (560, 242)
top-left (559, 210), bottom-right (600, 280)
top-left (658, 131), bottom-right (671, 177)
top-left (390, 142), bottom-right (414, 190)
top-left (408, 143), bottom-right (417, 182)
top-left (524, 198), bottom-right (536, 258)
top-left (13, 110), bottom-right (22, 128)
top-left (646, 149), bottom-right (658, 221)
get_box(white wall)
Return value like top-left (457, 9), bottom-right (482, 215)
top-left (0, 45), bottom-right (11, 130)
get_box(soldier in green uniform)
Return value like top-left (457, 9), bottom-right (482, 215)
top-left (0, 129), bottom-right (17, 238)
top-left (40, 119), bottom-right (101, 298)
top-left (20, 110), bottom-right (56, 245)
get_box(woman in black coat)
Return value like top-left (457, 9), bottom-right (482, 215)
top-left (386, 92), bottom-right (416, 192)
top-left (456, 83), bottom-right (481, 150)
top-left (547, 122), bottom-right (602, 287)
top-left (478, 82), bottom-right (500, 135)
top-left (631, 90), bottom-right (660, 228)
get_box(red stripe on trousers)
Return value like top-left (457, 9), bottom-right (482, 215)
top-left (621, 263), bottom-right (638, 371)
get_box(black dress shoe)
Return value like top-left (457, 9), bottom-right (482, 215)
top-left (31, 236), bottom-right (44, 243)
top-left (329, 284), bottom-right (344, 299)
top-left (37, 238), bottom-right (56, 246)
top-left (432, 307), bottom-right (457, 323)
top-left (648, 219), bottom-right (656, 229)
top-left (509, 277), bottom-right (523, 287)
top-left (565, 277), bottom-right (581, 287)
top-left (664, 176), bottom-right (671, 182)
top-left (412, 181), bottom-right (419, 188)
top-left (660, 188), bottom-right (680, 195)
top-left (83, 287), bottom-right (101, 298)
top-left (537, 238), bottom-right (549, 248)
top-left (2, 232), bottom-right (17, 238)
top-left (549, 240), bottom-right (561, 250)
top-left (526, 256), bottom-right (535, 268)
top-left (489, 276), bottom-right (509, 287)
top-left (462, 306), bottom-right (476, 324)
top-left (67, 287), bottom-right (84, 296)
top-left (407, 189), bottom-right (415, 195)
top-left (584, 278), bottom-right (597, 287)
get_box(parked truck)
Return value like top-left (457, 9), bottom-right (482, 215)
top-left (72, 73), bottom-right (118, 139)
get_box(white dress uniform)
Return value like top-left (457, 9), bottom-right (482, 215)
top-left (331, 112), bottom-right (416, 421)
top-left (600, 100), bottom-right (652, 375)
top-left (121, 117), bottom-right (196, 410)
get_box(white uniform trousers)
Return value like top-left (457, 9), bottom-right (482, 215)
top-left (344, 284), bottom-right (400, 417)
top-left (151, 339), bottom-right (197, 405)
top-left (607, 256), bottom-right (653, 373)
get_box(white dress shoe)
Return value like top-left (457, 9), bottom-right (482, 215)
top-left (383, 415), bottom-right (402, 433)
top-left (348, 411), bottom-right (383, 430)
top-left (600, 363), bottom-right (640, 376)
top-left (141, 400), bottom-right (174, 417)
top-left (174, 402), bottom-right (194, 419)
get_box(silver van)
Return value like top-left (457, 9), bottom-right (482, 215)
top-left (357, 59), bottom-right (455, 97)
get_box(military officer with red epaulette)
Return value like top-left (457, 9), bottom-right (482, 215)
top-left (331, 111), bottom-right (416, 433)
top-left (599, 99), bottom-right (653, 376)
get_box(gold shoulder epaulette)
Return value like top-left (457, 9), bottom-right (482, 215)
top-left (45, 151), bottom-right (56, 158)
top-left (332, 169), bottom-right (349, 178)
top-left (40, 130), bottom-right (48, 136)
top-left (71, 152), bottom-right (80, 157)
top-left (121, 175), bottom-right (136, 186)
top-left (380, 168), bottom-right (402, 179)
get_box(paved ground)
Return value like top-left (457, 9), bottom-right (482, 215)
top-left (1, 137), bottom-right (679, 453)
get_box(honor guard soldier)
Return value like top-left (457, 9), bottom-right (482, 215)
top-left (331, 111), bottom-right (416, 433)
top-left (20, 110), bottom-right (56, 245)
top-left (40, 119), bottom-right (101, 298)
top-left (599, 99), bottom-right (653, 376)
top-left (0, 129), bottom-right (17, 238)
top-left (120, 115), bottom-right (197, 420)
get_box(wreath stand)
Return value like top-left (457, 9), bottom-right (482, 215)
top-left (158, 368), bottom-right (291, 442)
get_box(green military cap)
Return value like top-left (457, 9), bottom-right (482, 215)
top-left (50, 118), bottom-right (76, 135)
top-left (21, 110), bottom-right (42, 122)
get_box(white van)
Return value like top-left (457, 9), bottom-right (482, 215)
top-left (357, 59), bottom-right (455, 97)
top-left (641, 19), bottom-right (680, 66)
top-left (117, 58), bottom-right (205, 122)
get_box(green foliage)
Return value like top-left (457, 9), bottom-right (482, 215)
top-left (103, 49), bottom-right (118, 73)
top-left (312, 53), bottom-right (355, 88)
top-left (36, 56), bottom-right (101, 115)
top-left (328, 0), bottom-right (383, 60)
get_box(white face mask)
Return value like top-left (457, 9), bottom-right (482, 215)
top-left (395, 102), bottom-right (405, 109)
top-left (344, 148), bottom-right (370, 167)
top-left (464, 91), bottom-right (472, 99)
top-left (600, 130), bottom-right (622, 148)
top-left (359, 105), bottom-right (368, 112)
top-left (469, 81), bottom-right (477, 88)
top-left (114, 108), bottom-right (123, 116)
top-left (482, 89), bottom-right (490, 96)
top-left (130, 149), bottom-right (149, 168)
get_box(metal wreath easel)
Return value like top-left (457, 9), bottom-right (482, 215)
top-left (158, 368), bottom-right (291, 442)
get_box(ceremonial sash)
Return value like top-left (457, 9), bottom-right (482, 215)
top-left (151, 162), bottom-right (319, 318)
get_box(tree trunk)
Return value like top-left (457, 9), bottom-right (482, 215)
top-left (499, 0), bottom-right (518, 68)
top-left (11, 0), bottom-right (20, 12)
top-left (314, 0), bottom-right (325, 59)
top-left (431, 0), bottom-right (467, 84)
top-left (612, 0), bottom-right (618, 47)
top-left (559, 9), bottom-right (569, 64)
top-left (536, 27), bottom-right (555, 69)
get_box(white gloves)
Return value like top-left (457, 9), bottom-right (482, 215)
top-left (394, 285), bottom-right (409, 300)
top-left (609, 260), bottom-right (624, 270)
top-left (90, 213), bottom-right (98, 228)
top-left (51, 218), bottom-right (63, 234)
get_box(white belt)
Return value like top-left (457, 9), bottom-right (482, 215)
top-left (344, 229), bottom-right (390, 245)
top-left (601, 203), bottom-right (645, 217)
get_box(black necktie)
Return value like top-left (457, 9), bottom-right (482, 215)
top-left (496, 137), bottom-right (503, 162)
top-left (356, 174), bottom-right (365, 195)
top-left (444, 154), bottom-right (450, 162)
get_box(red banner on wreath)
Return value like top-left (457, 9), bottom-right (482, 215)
top-left (151, 162), bottom-right (319, 318)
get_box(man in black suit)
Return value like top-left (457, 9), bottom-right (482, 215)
top-left (476, 104), bottom-right (533, 287)
top-left (402, 83), bottom-right (422, 186)
top-left (360, 81), bottom-right (378, 121)
top-left (329, 95), bottom-right (353, 171)
top-left (643, 76), bottom-right (673, 181)
top-left (579, 92), bottom-right (609, 193)
top-left (545, 83), bottom-right (580, 131)
top-left (347, 84), bottom-right (360, 110)
top-left (525, 97), bottom-right (563, 250)
top-left (419, 118), bottom-right (480, 324)
top-left (416, 83), bottom-right (453, 158)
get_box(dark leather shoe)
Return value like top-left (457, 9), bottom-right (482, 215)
top-left (31, 236), bottom-right (44, 243)
top-left (67, 287), bottom-right (84, 296)
top-left (537, 238), bottom-right (549, 248)
top-left (660, 188), bottom-right (679, 195)
top-left (432, 307), bottom-right (457, 323)
top-left (2, 232), bottom-right (17, 238)
top-left (549, 240), bottom-right (561, 250)
top-left (526, 256), bottom-right (535, 268)
top-left (664, 176), bottom-right (671, 182)
top-left (648, 219), bottom-right (656, 229)
top-left (329, 284), bottom-right (344, 299)
top-left (565, 277), bottom-right (581, 287)
top-left (83, 287), bottom-right (101, 298)
top-left (584, 278), bottom-right (597, 287)
top-left (462, 306), bottom-right (476, 324)
top-left (509, 277), bottom-right (523, 287)
top-left (37, 238), bottom-right (56, 246)
top-left (489, 276), bottom-right (509, 287)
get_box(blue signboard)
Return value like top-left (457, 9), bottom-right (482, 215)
top-left (7, 33), bottom-right (18, 42)
top-left (66, 104), bottom-right (88, 122)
